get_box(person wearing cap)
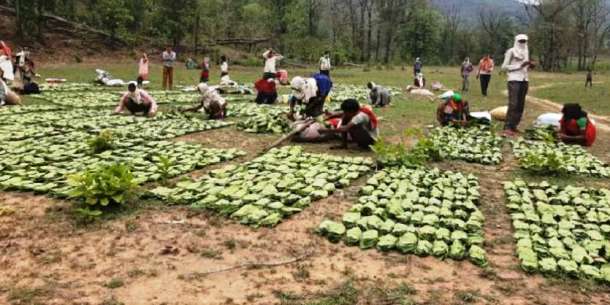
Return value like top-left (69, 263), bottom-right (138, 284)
top-left (367, 82), bottom-right (391, 107)
top-left (501, 34), bottom-right (535, 137)
top-left (559, 103), bottom-right (596, 147)
top-left (113, 81), bottom-right (158, 117)
top-left (288, 72), bottom-right (333, 120)
top-left (413, 57), bottom-right (422, 76)
top-left (320, 99), bottom-right (379, 149)
top-left (182, 83), bottom-right (227, 119)
top-left (436, 93), bottom-right (470, 126)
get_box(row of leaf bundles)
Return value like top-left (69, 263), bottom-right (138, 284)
top-left (318, 167), bottom-right (488, 267)
top-left (512, 139), bottom-right (609, 178)
top-left (504, 180), bottom-right (610, 282)
top-left (429, 126), bottom-right (503, 165)
top-left (150, 146), bottom-right (373, 227)
top-left (236, 106), bottom-right (290, 134)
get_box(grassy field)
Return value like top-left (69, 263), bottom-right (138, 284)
top-left (2, 62), bottom-right (610, 305)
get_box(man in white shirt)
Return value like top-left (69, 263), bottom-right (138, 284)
top-left (162, 46), bottom-right (176, 90)
top-left (263, 48), bottom-right (283, 80)
top-left (501, 34), bottom-right (535, 137)
top-left (319, 51), bottom-right (331, 76)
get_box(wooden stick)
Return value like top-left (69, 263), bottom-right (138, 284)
top-left (194, 252), bottom-right (313, 277)
top-left (262, 119), bottom-right (315, 153)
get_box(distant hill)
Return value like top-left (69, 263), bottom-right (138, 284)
top-left (430, 0), bottom-right (526, 20)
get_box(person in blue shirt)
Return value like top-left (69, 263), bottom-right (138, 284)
top-left (288, 72), bottom-right (333, 119)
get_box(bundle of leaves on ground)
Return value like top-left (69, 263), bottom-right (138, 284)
top-left (330, 84), bottom-right (402, 103)
top-left (428, 126), bottom-right (502, 165)
top-left (236, 107), bottom-right (290, 134)
top-left (149, 146), bottom-right (373, 227)
top-left (38, 82), bottom-right (111, 92)
top-left (0, 104), bottom-right (65, 115)
top-left (512, 139), bottom-right (608, 177)
top-left (504, 179), bottom-right (610, 283)
top-left (318, 167), bottom-right (488, 267)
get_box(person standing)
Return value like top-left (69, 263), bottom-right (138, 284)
top-left (585, 69), bottom-right (593, 88)
top-left (413, 57), bottom-right (422, 76)
top-left (162, 46), bottom-right (176, 90)
top-left (460, 57), bottom-right (474, 92)
top-left (138, 53), bottom-right (149, 81)
top-left (477, 54), bottom-right (494, 96)
top-left (501, 34), bottom-right (535, 137)
top-left (200, 57), bottom-right (210, 83)
top-left (263, 48), bottom-right (283, 80)
top-left (220, 55), bottom-right (229, 78)
top-left (319, 51), bottom-right (331, 76)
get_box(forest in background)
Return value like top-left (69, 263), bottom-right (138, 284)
top-left (1, 0), bottom-right (610, 71)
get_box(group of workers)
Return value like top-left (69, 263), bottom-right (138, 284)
top-left (2, 36), bottom-right (599, 149)
top-left (0, 41), bottom-right (41, 106)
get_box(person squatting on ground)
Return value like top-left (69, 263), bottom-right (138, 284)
top-left (501, 34), bottom-right (534, 137)
top-left (559, 103), bottom-right (596, 147)
top-left (477, 54), bottom-right (494, 96)
top-left (436, 93), bottom-right (470, 127)
top-left (254, 78), bottom-right (278, 104)
top-left (319, 51), bottom-right (331, 76)
top-left (162, 46), bottom-right (176, 90)
top-left (320, 99), bottom-right (379, 150)
top-left (263, 48), bottom-right (283, 80)
top-left (367, 82), bottom-right (391, 107)
top-left (182, 83), bottom-right (227, 120)
top-left (461, 57), bottom-right (474, 92)
top-left (113, 81), bottom-right (158, 117)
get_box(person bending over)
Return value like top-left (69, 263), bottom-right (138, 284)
top-left (559, 103), bottom-right (596, 147)
top-left (182, 83), bottom-right (227, 120)
top-left (321, 99), bottom-right (379, 150)
top-left (436, 93), bottom-right (470, 126)
top-left (113, 81), bottom-right (157, 117)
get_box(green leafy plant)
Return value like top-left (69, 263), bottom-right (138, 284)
top-left (67, 163), bottom-right (139, 213)
top-left (372, 128), bottom-right (440, 168)
top-left (157, 155), bottom-right (174, 184)
top-left (524, 126), bottom-right (557, 144)
top-left (88, 129), bottom-right (115, 154)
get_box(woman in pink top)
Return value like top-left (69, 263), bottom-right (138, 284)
top-left (138, 53), bottom-right (149, 81)
top-left (114, 82), bottom-right (158, 117)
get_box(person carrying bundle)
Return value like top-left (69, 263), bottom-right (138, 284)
top-left (113, 81), bottom-right (158, 117)
top-left (558, 103), bottom-right (596, 147)
top-left (254, 78), bottom-right (278, 104)
top-left (263, 48), bottom-right (283, 80)
top-left (182, 83), bottom-right (227, 120)
top-left (436, 93), bottom-right (470, 126)
top-left (367, 82), bottom-right (391, 107)
top-left (320, 99), bottom-right (379, 150)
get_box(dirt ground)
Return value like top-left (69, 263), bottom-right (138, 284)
top-left (1, 91), bottom-right (610, 305)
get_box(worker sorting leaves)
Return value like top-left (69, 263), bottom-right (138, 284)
top-left (321, 99), bottom-right (379, 150)
top-left (254, 78), bottom-right (278, 104)
top-left (182, 83), bottom-right (227, 120)
top-left (288, 72), bottom-right (333, 119)
top-left (436, 93), bottom-right (470, 126)
top-left (367, 82), bottom-right (391, 107)
top-left (113, 81), bottom-right (157, 117)
top-left (559, 103), bottom-right (596, 147)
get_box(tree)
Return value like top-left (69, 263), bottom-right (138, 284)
top-left (95, 0), bottom-right (133, 40)
top-left (401, 0), bottom-right (441, 62)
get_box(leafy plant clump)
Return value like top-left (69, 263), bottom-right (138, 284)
top-left (372, 128), bottom-right (440, 168)
top-left (504, 180), bottom-right (610, 283)
top-left (318, 167), bottom-right (488, 267)
top-left (67, 163), bottom-right (139, 216)
top-left (88, 129), bottom-right (115, 154)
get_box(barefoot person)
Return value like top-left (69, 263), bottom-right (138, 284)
top-left (182, 83), bottom-right (227, 120)
top-left (320, 99), bottom-right (379, 150)
top-left (113, 81), bottom-right (158, 117)
top-left (501, 34), bottom-right (534, 137)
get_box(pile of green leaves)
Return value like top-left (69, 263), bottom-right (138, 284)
top-left (512, 139), bottom-right (609, 177)
top-left (504, 180), bottom-right (610, 283)
top-left (372, 129), bottom-right (441, 168)
top-left (149, 146), bottom-right (373, 227)
top-left (0, 104), bottom-right (65, 115)
top-left (88, 129), bottom-right (115, 153)
top-left (524, 125), bottom-right (558, 143)
top-left (318, 167), bottom-right (488, 267)
top-left (428, 126), bottom-right (503, 165)
top-left (330, 84), bottom-right (402, 103)
top-left (236, 108), bottom-right (290, 134)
